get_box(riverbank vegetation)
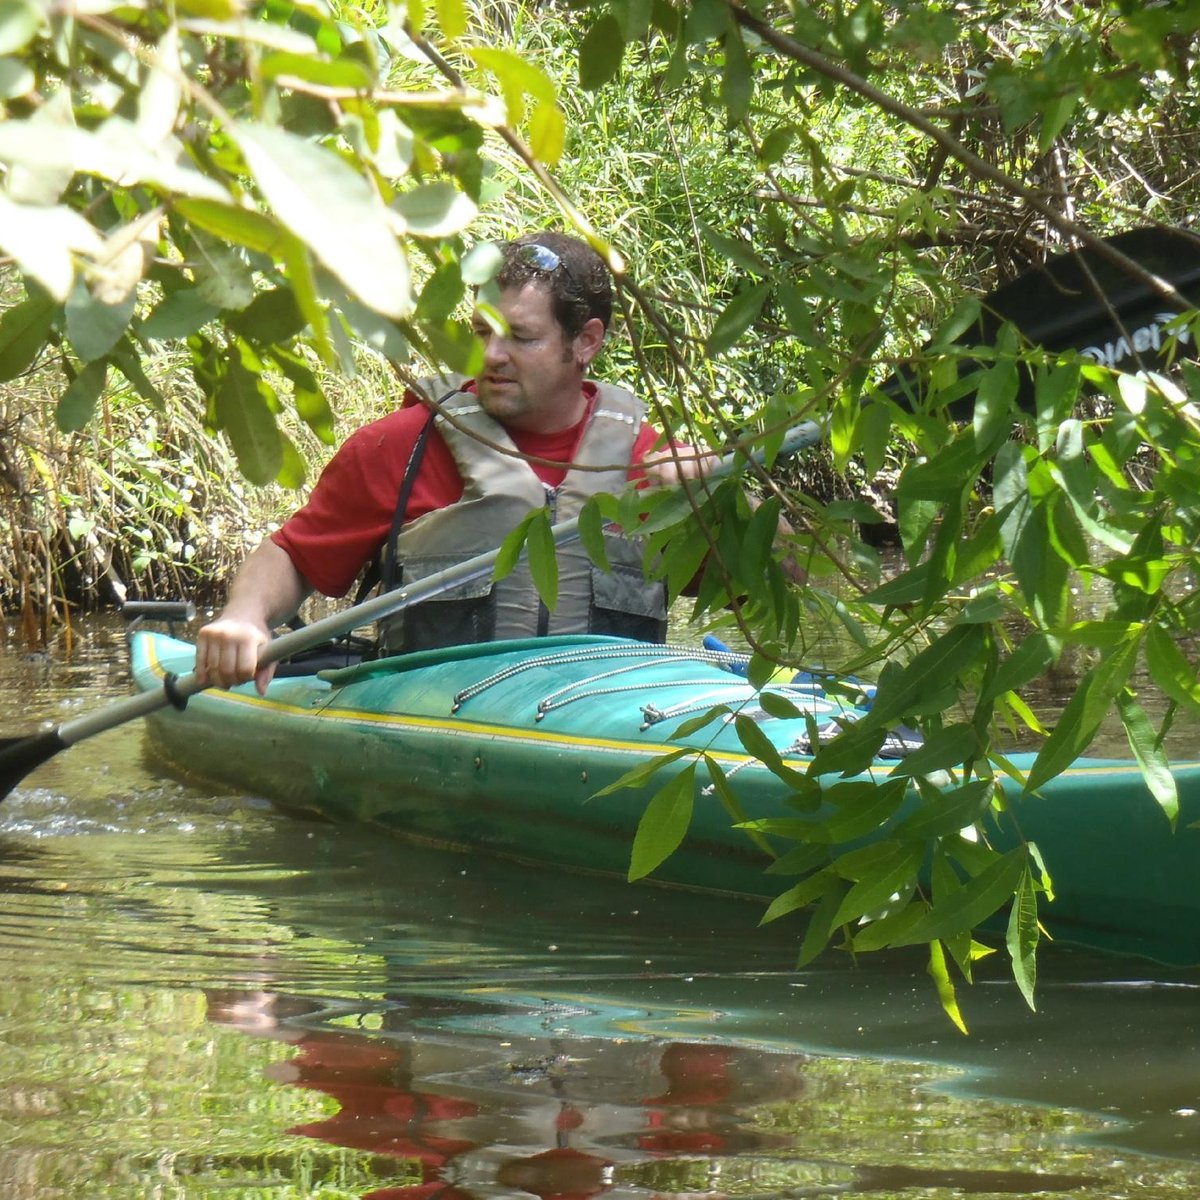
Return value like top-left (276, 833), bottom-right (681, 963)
top-left (1, 0), bottom-right (1199, 1019)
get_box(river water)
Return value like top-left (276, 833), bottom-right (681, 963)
top-left (2, 615), bottom-right (1200, 1198)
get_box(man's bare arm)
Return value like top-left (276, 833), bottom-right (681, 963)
top-left (194, 539), bottom-right (313, 694)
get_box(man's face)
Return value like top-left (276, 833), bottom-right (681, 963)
top-left (471, 283), bottom-right (602, 434)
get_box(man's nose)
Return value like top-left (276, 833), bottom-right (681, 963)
top-left (482, 332), bottom-right (511, 364)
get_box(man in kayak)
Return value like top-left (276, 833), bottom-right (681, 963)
top-left (195, 231), bottom-right (713, 694)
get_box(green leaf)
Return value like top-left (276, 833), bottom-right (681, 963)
top-left (629, 765), bottom-right (696, 881)
top-left (226, 287), bottom-right (306, 345)
top-left (733, 713), bottom-right (809, 789)
top-left (887, 723), bottom-right (980, 779)
top-left (259, 51), bottom-right (375, 89)
top-left (684, 0), bottom-right (730, 43)
top-left (436, 0), bottom-right (468, 40)
top-left (64, 278), bottom-right (136, 362)
top-left (613, 0), bottom-right (654, 40)
top-left (577, 498), bottom-right (611, 572)
top-left (808, 777), bottom-right (910, 844)
top-left (1026, 636), bottom-right (1139, 792)
top-left (135, 25), bottom-right (182, 148)
top-left (760, 871), bottom-right (837, 925)
top-left (861, 561), bottom-right (932, 607)
top-left (190, 236), bottom-right (256, 310)
top-left (579, 14), bottom-right (625, 90)
top-left (0, 0), bottom-right (42, 55)
top-left (141, 289), bottom-right (222, 340)
top-left (700, 223), bottom-right (770, 274)
top-left (669, 706), bottom-right (730, 739)
top-left (470, 46), bottom-right (556, 123)
top-left (280, 235), bottom-right (335, 366)
top-left (214, 357), bottom-right (283, 486)
top-left (1118, 688), bottom-right (1179, 830)
top-left (275, 431), bottom-right (307, 488)
top-left (1006, 865), bottom-right (1039, 1011)
top-left (1144, 625), bottom-right (1200, 716)
top-left (797, 878), bottom-right (848, 967)
top-left (973, 358), bottom-right (1019, 454)
top-left (892, 846), bottom-right (1028, 947)
top-left (5, 89), bottom-right (75, 205)
top-left (928, 297), bottom-right (982, 349)
top-left (293, 388), bottom-right (336, 445)
top-left (978, 632), bottom-right (1061, 706)
top-left (393, 181), bottom-right (477, 238)
top-left (1039, 89), bottom-right (1078, 153)
top-left (461, 241), bottom-right (503, 286)
top-left (702, 752), bottom-right (775, 859)
top-left (0, 56), bottom-right (33, 101)
top-left (55, 360), bottom-right (108, 432)
top-left (758, 125), bottom-right (796, 166)
top-left (706, 283), bottom-right (770, 356)
top-left (890, 778), bottom-right (994, 841)
top-left (494, 509), bottom-right (535, 582)
top-left (806, 721), bottom-right (887, 779)
top-left (764, 840), bottom-right (829, 877)
top-left (928, 939), bottom-right (969, 1035)
top-left (863, 625), bottom-right (984, 729)
top-left (830, 841), bottom-right (923, 930)
top-left (757, 690), bottom-right (803, 720)
top-left (424, 318), bottom-right (484, 376)
top-left (526, 507), bottom-right (559, 611)
top-left (590, 747), bottom-right (691, 798)
top-left (721, 26), bottom-right (753, 124)
top-left (0, 289), bottom-right (56, 382)
top-left (338, 297), bottom-right (409, 363)
top-left (0, 115), bottom-right (230, 201)
top-left (173, 199), bottom-right (289, 257)
top-left (415, 262), bottom-right (465, 324)
top-left (851, 899), bottom-right (929, 953)
top-left (738, 496), bottom-right (781, 585)
top-left (233, 122), bottom-right (412, 320)
top-left (529, 100), bottom-right (566, 165)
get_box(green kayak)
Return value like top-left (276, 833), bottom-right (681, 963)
top-left (130, 629), bottom-right (1200, 965)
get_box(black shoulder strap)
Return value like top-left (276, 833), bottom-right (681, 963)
top-left (380, 406), bottom-right (438, 593)
top-left (352, 402), bottom-right (443, 605)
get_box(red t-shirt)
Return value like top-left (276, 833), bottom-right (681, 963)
top-left (273, 382), bottom-right (665, 597)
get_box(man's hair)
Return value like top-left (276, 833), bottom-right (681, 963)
top-left (496, 231), bottom-right (613, 338)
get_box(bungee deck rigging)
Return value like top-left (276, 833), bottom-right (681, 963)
top-left (444, 640), bottom-right (864, 734)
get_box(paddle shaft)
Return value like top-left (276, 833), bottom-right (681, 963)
top-left (18, 419), bottom-right (825, 757)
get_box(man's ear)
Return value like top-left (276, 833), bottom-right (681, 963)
top-left (574, 317), bottom-right (606, 368)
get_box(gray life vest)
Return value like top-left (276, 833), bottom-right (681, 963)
top-left (378, 385), bottom-right (669, 655)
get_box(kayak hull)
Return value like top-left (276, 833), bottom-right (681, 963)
top-left (130, 630), bottom-right (1200, 965)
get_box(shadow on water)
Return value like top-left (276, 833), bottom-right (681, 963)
top-left (2, 616), bottom-right (1200, 1195)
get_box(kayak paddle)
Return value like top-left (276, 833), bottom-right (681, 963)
top-left (0, 419), bottom-right (823, 800)
top-left (885, 225), bottom-right (1200, 414)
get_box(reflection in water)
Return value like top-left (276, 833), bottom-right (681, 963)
top-left (206, 989), bottom-right (1096, 1199)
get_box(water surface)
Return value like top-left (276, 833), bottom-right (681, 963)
top-left (1, 616), bottom-right (1199, 1198)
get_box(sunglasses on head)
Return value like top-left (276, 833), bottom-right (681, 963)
top-left (513, 242), bottom-right (580, 286)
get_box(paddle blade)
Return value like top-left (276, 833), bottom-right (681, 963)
top-left (0, 730), bottom-right (67, 800)
top-left (885, 225), bottom-right (1200, 415)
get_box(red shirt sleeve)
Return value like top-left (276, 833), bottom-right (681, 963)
top-left (629, 422), bottom-right (687, 485)
top-left (271, 407), bottom-right (456, 597)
